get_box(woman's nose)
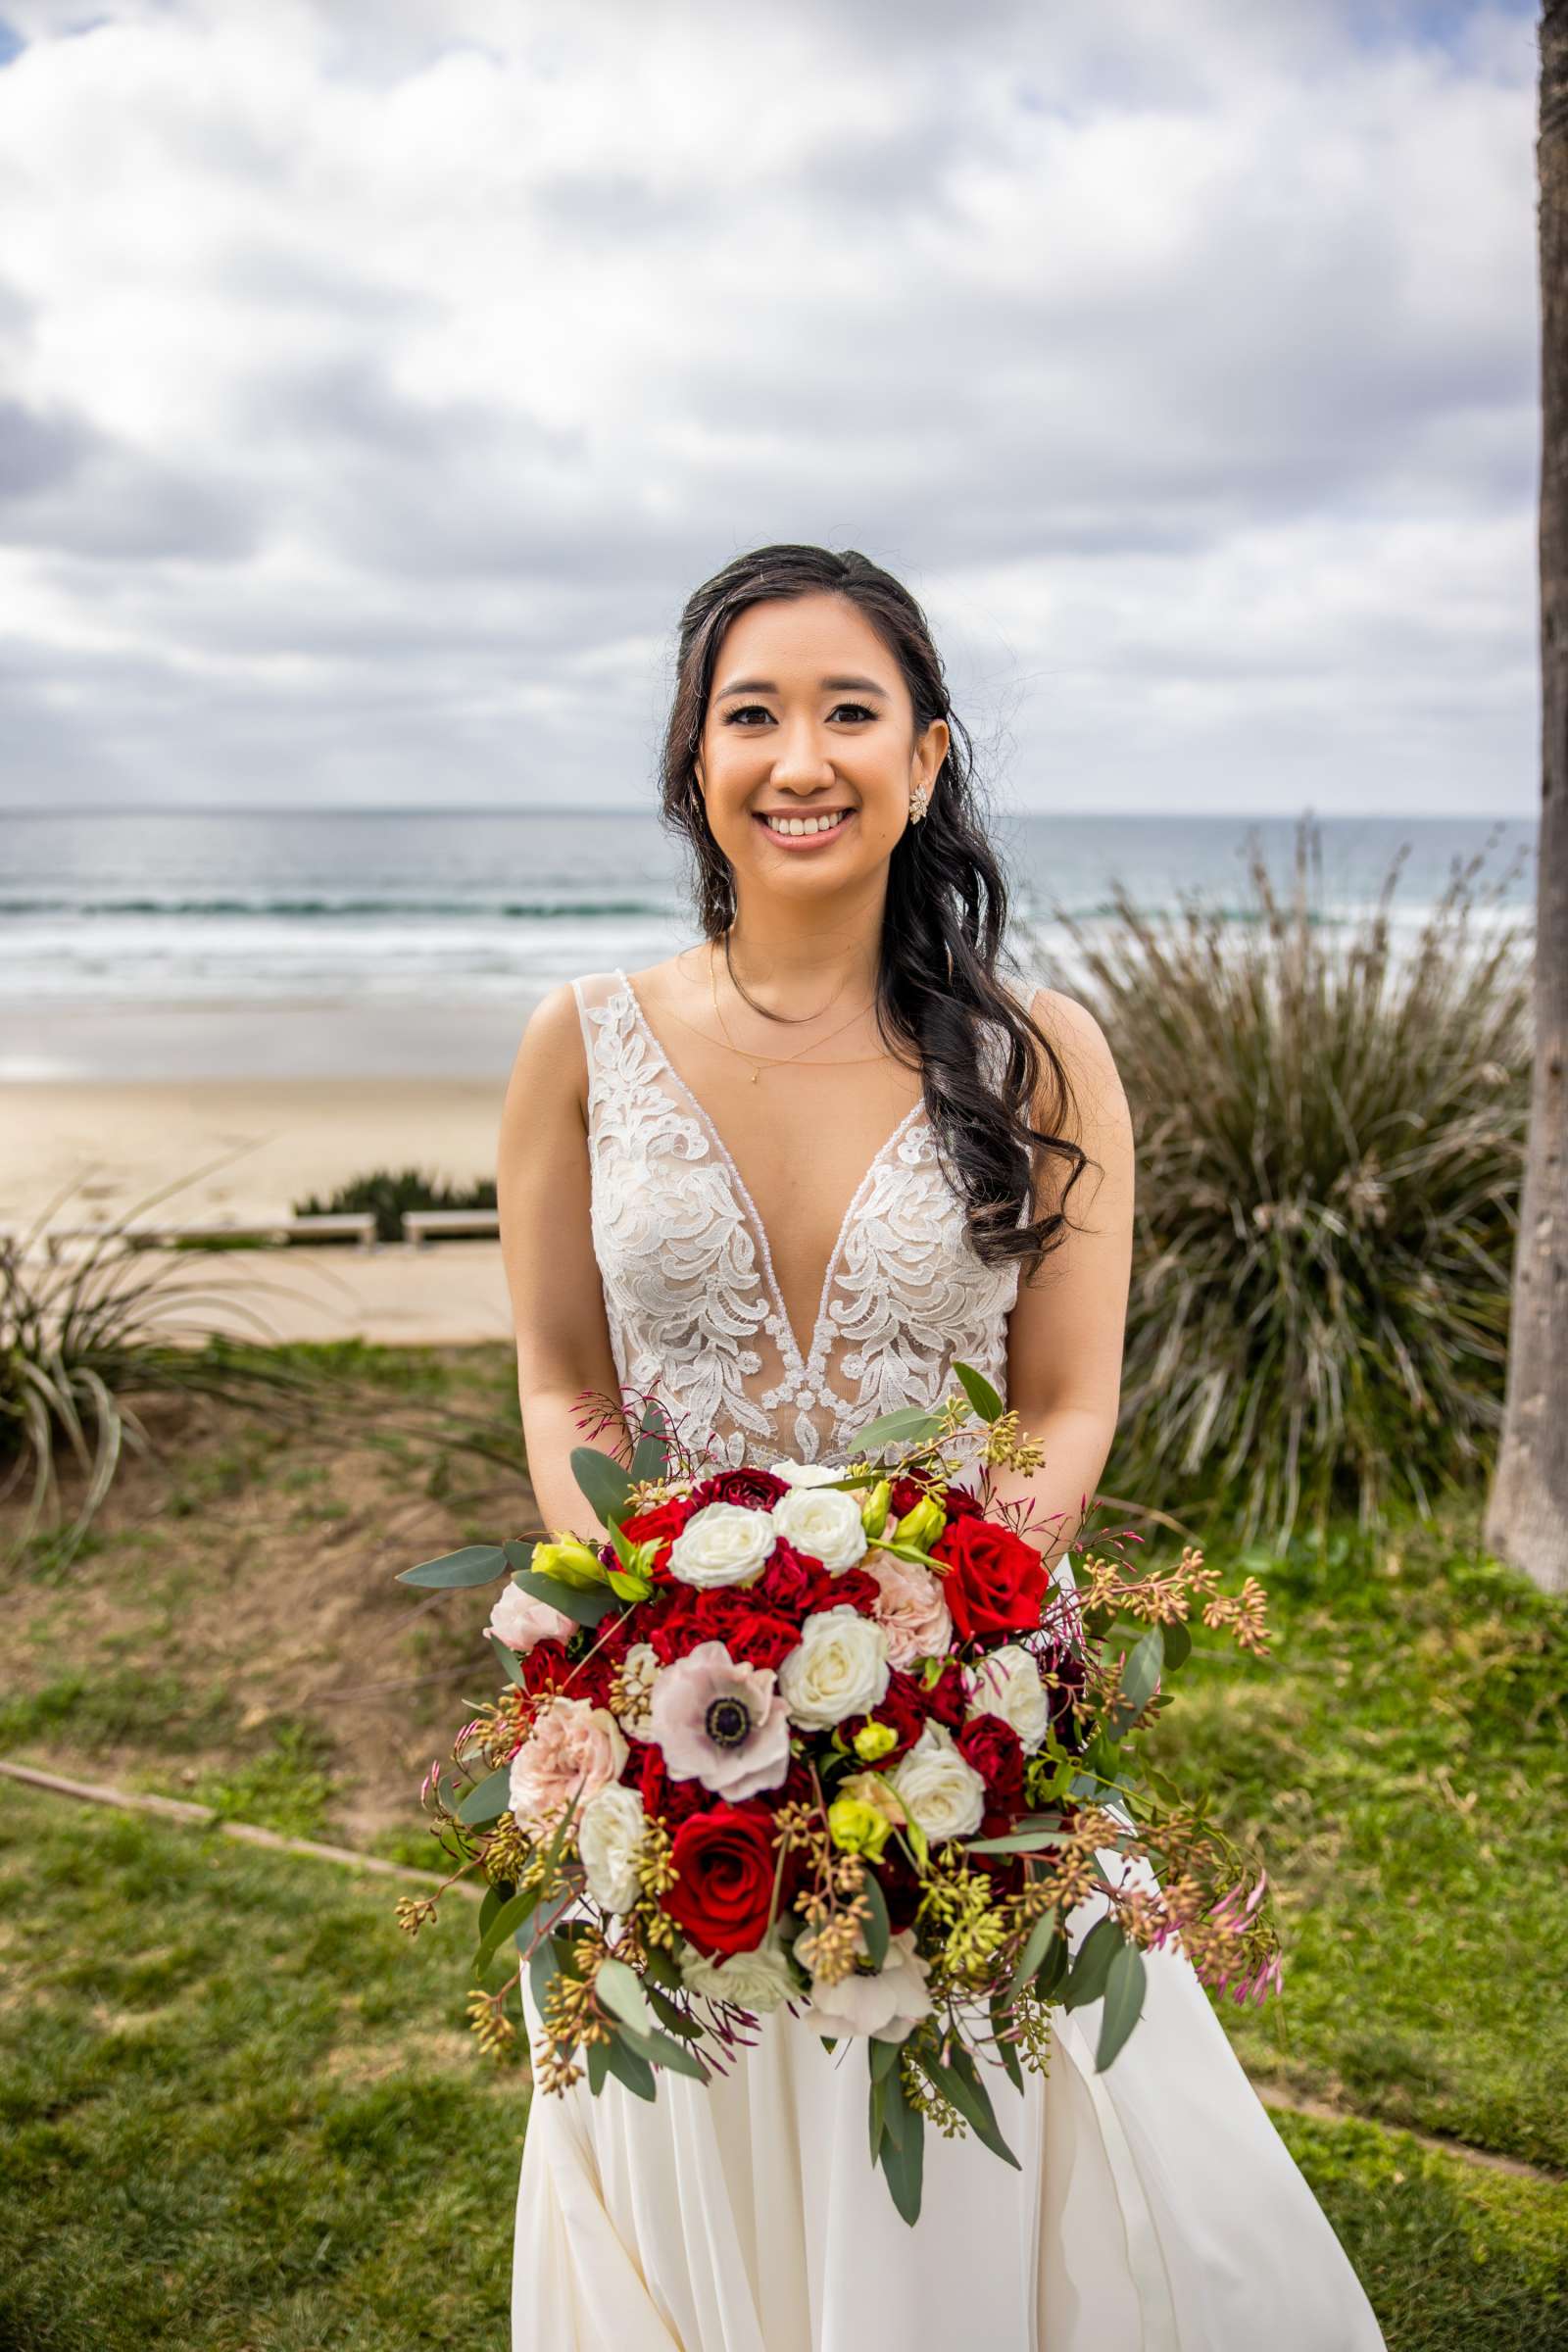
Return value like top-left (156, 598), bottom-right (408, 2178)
top-left (767, 719), bottom-right (836, 784)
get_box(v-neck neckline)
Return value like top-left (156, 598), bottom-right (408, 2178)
top-left (614, 966), bottom-right (927, 1376)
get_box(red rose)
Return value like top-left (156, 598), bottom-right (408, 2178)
top-left (646, 1587), bottom-right (796, 1674)
top-left (718, 1608), bottom-right (799, 1675)
top-left (957, 1713), bottom-right (1026, 1832)
top-left (931, 1515), bottom-right (1049, 1642)
top-left (664, 1801), bottom-right (787, 1957)
top-left (687, 1467), bottom-right (790, 1511)
top-left (888, 1474), bottom-right (986, 1527)
top-left (514, 1639), bottom-right (572, 1696)
top-left (921, 1657), bottom-right (968, 1730)
top-left (619, 1495), bottom-right (699, 1579)
top-left (630, 1740), bottom-right (710, 1827)
top-left (843, 1667), bottom-right (929, 1759)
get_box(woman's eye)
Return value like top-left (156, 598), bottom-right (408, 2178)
top-left (721, 703), bottom-right (876, 726)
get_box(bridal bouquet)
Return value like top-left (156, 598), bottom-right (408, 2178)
top-left (396, 1364), bottom-right (1281, 2223)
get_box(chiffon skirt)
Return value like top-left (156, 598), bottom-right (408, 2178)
top-left (509, 1873), bottom-right (1386, 2352)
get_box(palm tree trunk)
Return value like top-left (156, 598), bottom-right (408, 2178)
top-left (1486, 2), bottom-right (1568, 1592)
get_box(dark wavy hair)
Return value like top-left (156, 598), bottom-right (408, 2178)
top-left (657, 542), bottom-right (1092, 1277)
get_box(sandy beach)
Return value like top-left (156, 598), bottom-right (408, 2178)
top-left (1, 1076), bottom-right (518, 1348)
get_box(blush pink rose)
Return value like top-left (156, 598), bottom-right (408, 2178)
top-left (489, 1581), bottom-right (575, 1655)
top-left (508, 1695), bottom-right (628, 1839)
top-left (863, 1553), bottom-right (954, 1670)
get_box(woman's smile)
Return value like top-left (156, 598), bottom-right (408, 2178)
top-left (753, 806), bottom-right (856, 848)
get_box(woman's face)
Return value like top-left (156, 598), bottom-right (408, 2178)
top-left (693, 592), bottom-right (949, 904)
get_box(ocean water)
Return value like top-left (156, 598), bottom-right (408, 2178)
top-left (0, 807), bottom-right (1537, 1081)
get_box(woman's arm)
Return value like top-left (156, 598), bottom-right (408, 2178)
top-left (496, 983), bottom-right (629, 1542)
top-left (998, 987), bottom-right (1137, 1569)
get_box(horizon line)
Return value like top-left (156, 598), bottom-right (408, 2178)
top-left (0, 803), bottom-right (1540, 822)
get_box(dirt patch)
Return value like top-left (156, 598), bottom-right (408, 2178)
top-left (0, 1353), bottom-right (538, 1848)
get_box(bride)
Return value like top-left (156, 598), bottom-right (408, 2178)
top-left (496, 543), bottom-right (1385, 2350)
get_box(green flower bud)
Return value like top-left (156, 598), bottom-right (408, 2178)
top-left (859, 1478), bottom-right (892, 1539)
top-left (852, 1719), bottom-right (898, 1763)
top-left (893, 1494), bottom-right (946, 1551)
top-left (531, 1536), bottom-right (610, 1591)
top-left (827, 1795), bottom-right (893, 1862)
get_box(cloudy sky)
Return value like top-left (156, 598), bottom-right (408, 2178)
top-left (0, 0), bottom-right (1543, 815)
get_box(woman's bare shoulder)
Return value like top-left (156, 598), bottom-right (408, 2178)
top-left (500, 981), bottom-right (591, 1158)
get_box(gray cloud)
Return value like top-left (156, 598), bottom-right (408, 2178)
top-left (0, 0), bottom-right (1544, 812)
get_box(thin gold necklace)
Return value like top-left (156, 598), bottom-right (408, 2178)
top-left (708, 951), bottom-right (879, 1082)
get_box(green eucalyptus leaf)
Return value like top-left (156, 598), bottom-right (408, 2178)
top-left (511, 1568), bottom-right (617, 1629)
top-left (1161, 1619), bottom-right (1193, 1671)
top-left (1095, 1940), bottom-right (1147, 2071)
top-left (398, 1543), bottom-right (508, 1590)
top-left (618, 2022), bottom-right (711, 2082)
top-left (1009, 1911), bottom-right (1061, 2000)
top-left (868, 2074), bottom-right (887, 2163)
top-left (1060, 1916), bottom-right (1121, 2012)
top-left (1036, 1929), bottom-right (1070, 2000)
top-left (967, 1828), bottom-right (1069, 1855)
top-left (952, 1359), bottom-right (1004, 1422)
top-left (848, 1404), bottom-right (944, 1453)
top-left (486, 1632), bottom-right (525, 1688)
top-left (1118, 1627), bottom-right (1165, 1719)
top-left (878, 2082), bottom-right (924, 2224)
top-left (646, 1984), bottom-right (704, 2039)
top-left (642, 1942), bottom-right (683, 1992)
top-left (990, 1991), bottom-right (1024, 2093)
top-left (932, 2045), bottom-right (1021, 2170)
top-left (595, 1957), bottom-right (654, 2034)
top-left (456, 1767), bottom-right (513, 1829)
top-left (587, 2034), bottom-right (612, 2094)
top-left (569, 1445), bottom-right (635, 1530)
top-left (868, 2035), bottom-right (902, 2083)
top-left (527, 1932), bottom-right (564, 2022)
top-left (601, 2029), bottom-right (658, 2102)
top-left (629, 1398), bottom-right (674, 1484)
top-left (474, 1885), bottom-right (541, 1978)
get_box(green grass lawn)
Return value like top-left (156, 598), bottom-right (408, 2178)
top-left (1, 1348), bottom-right (1566, 2347)
top-left (1145, 1505), bottom-right (1568, 2176)
top-left (2, 1784), bottom-right (1565, 2351)
top-left (0, 1784), bottom-right (521, 2351)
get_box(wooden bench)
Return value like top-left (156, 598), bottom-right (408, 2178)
top-left (401, 1207), bottom-right (501, 1249)
top-left (15, 1212), bottom-right (382, 1261)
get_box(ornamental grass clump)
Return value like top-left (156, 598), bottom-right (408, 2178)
top-left (0, 1169), bottom-right (367, 1567)
top-left (1048, 818), bottom-right (1531, 1547)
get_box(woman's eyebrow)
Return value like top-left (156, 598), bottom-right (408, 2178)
top-left (713, 673), bottom-right (890, 698)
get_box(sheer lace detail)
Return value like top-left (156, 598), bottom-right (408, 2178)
top-left (572, 968), bottom-right (1023, 1470)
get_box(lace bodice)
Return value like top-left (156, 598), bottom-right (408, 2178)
top-left (571, 967), bottom-right (1024, 1471)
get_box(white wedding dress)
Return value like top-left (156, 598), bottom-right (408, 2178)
top-left (510, 967), bottom-right (1385, 2351)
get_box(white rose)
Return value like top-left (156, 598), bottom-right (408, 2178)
top-left (778, 1606), bottom-right (891, 1729)
top-left (576, 1783), bottom-right (648, 1914)
top-left (667, 1500), bottom-right (776, 1589)
top-left (770, 1460), bottom-right (851, 1488)
top-left (965, 1642), bottom-right (1052, 1753)
top-left (888, 1722), bottom-right (987, 1843)
top-left (798, 1926), bottom-right (934, 2043)
top-left (769, 1483), bottom-right (869, 1572)
top-left (680, 1927), bottom-right (799, 2015)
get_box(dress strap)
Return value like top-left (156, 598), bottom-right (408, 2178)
top-left (568, 970), bottom-right (624, 1108)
